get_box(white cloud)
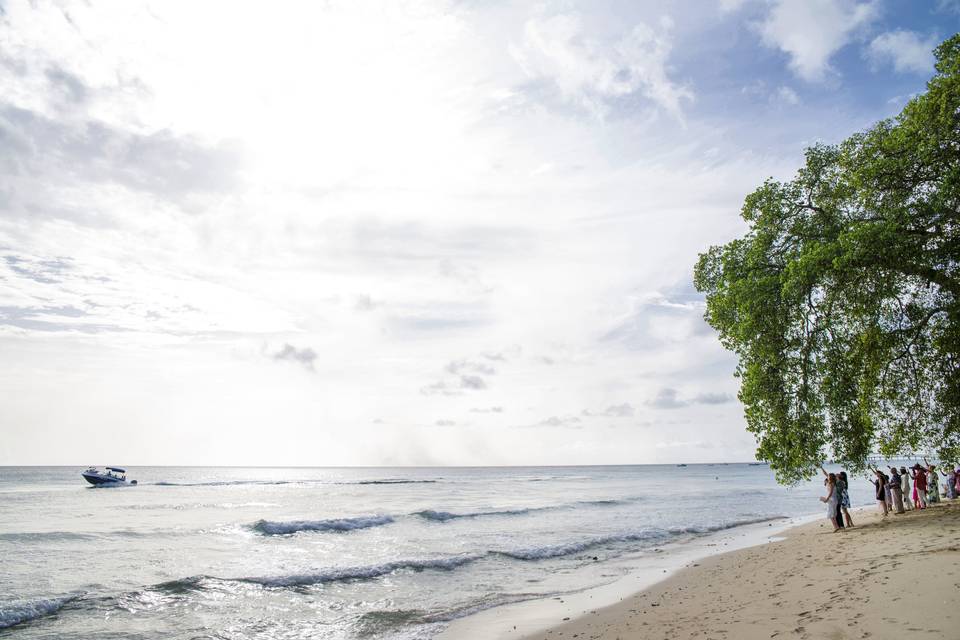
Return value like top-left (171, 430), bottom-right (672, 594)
top-left (272, 343), bottom-right (318, 371)
top-left (936, 0), bottom-right (960, 14)
top-left (510, 11), bottom-right (692, 119)
top-left (718, 0), bottom-right (750, 13)
top-left (776, 85), bottom-right (800, 105)
top-left (757, 0), bottom-right (879, 82)
top-left (866, 30), bottom-right (937, 74)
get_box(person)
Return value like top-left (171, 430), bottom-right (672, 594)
top-left (944, 466), bottom-right (957, 500)
top-left (924, 459), bottom-right (941, 504)
top-left (887, 466), bottom-right (905, 514)
top-left (900, 467), bottom-right (913, 510)
top-left (820, 467), bottom-right (845, 528)
top-left (883, 469), bottom-right (893, 512)
top-left (871, 469), bottom-right (889, 517)
top-left (838, 471), bottom-right (854, 527)
top-left (821, 473), bottom-right (841, 532)
top-left (912, 464), bottom-right (927, 509)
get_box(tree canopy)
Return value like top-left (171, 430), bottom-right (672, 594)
top-left (694, 35), bottom-right (960, 484)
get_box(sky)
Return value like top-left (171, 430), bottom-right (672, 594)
top-left (0, 0), bottom-right (955, 466)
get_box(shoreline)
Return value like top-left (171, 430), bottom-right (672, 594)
top-left (438, 509), bottom-right (832, 639)
top-left (488, 501), bottom-right (959, 640)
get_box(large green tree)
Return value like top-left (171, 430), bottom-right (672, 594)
top-left (694, 35), bottom-right (960, 483)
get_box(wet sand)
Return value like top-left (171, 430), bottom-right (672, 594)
top-left (521, 501), bottom-right (960, 640)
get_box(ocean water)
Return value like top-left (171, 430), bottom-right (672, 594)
top-left (0, 465), bottom-right (875, 639)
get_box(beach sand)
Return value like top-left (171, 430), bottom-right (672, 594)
top-left (521, 501), bottom-right (960, 640)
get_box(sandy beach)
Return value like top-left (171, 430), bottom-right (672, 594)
top-left (518, 501), bottom-right (960, 640)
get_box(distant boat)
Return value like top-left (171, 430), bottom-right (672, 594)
top-left (82, 466), bottom-right (137, 486)
top-left (748, 462), bottom-right (766, 466)
top-left (676, 463), bottom-right (688, 467)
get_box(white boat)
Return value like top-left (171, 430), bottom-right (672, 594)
top-left (82, 467), bottom-right (137, 486)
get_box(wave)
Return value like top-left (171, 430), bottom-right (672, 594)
top-left (153, 478), bottom-right (439, 487)
top-left (252, 515), bottom-right (394, 535)
top-left (119, 501), bottom-right (281, 510)
top-left (0, 528), bottom-right (162, 542)
top-left (0, 531), bottom-right (99, 542)
top-left (413, 508), bottom-right (538, 522)
top-left (494, 531), bottom-right (665, 561)
top-left (0, 595), bottom-right (78, 629)
top-left (665, 515), bottom-right (786, 535)
top-left (495, 515), bottom-right (787, 562)
top-left (352, 479), bottom-right (438, 485)
top-left (238, 555), bottom-right (483, 587)
top-left (412, 497), bottom-right (638, 523)
top-left (154, 480), bottom-right (297, 487)
top-left (354, 592), bottom-right (552, 635)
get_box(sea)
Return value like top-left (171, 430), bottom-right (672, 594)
top-left (0, 464), bottom-right (876, 639)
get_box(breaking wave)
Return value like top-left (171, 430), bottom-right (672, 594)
top-left (239, 555), bottom-right (483, 587)
top-left (252, 515), bottom-right (395, 535)
top-left (665, 515), bottom-right (786, 535)
top-left (412, 497), bottom-right (638, 522)
top-left (0, 595), bottom-right (78, 629)
top-left (413, 508), bottom-right (537, 522)
top-left (352, 479), bottom-right (439, 485)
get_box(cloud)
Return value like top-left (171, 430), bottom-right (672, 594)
top-left (646, 388), bottom-right (735, 409)
top-left (757, 0), bottom-right (879, 82)
top-left (582, 402), bottom-right (636, 417)
top-left (480, 345), bottom-right (522, 362)
top-left (421, 356), bottom-right (495, 395)
top-left (601, 289), bottom-right (709, 351)
top-left (866, 30), bottom-right (937, 75)
top-left (272, 343), bottom-right (317, 371)
top-left (775, 85), bottom-right (800, 105)
top-left (446, 359), bottom-right (497, 376)
top-left (0, 104), bottom-right (244, 215)
top-left (0, 303), bottom-right (120, 333)
top-left (535, 415), bottom-right (582, 428)
top-left (654, 439), bottom-right (715, 449)
top-left (511, 11), bottom-right (692, 120)
top-left (4, 255), bottom-right (72, 284)
top-left (692, 392), bottom-right (735, 405)
top-left (420, 374), bottom-right (488, 396)
top-left (354, 294), bottom-right (379, 311)
top-left (740, 81), bottom-right (800, 106)
top-left (470, 406), bottom-right (504, 413)
top-left (718, 0), bottom-right (749, 12)
top-left (459, 374), bottom-right (487, 390)
top-left (936, 0), bottom-right (960, 13)
top-left (647, 387), bottom-right (688, 409)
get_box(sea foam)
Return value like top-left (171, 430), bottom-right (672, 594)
top-left (0, 595), bottom-right (77, 629)
top-left (252, 515), bottom-right (394, 535)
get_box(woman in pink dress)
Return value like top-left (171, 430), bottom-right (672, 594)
top-left (912, 464), bottom-right (927, 509)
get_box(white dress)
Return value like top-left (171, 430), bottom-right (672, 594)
top-left (825, 486), bottom-right (838, 517)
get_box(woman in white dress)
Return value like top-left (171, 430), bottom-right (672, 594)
top-left (820, 473), bottom-right (840, 532)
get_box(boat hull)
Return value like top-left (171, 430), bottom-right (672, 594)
top-left (82, 473), bottom-right (126, 486)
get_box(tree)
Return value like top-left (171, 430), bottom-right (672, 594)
top-left (694, 35), bottom-right (960, 484)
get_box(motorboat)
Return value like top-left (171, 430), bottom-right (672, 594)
top-left (82, 466), bottom-right (137, 486)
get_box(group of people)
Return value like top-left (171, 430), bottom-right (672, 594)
top-left (819, 460), bottom-right (960, 532)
